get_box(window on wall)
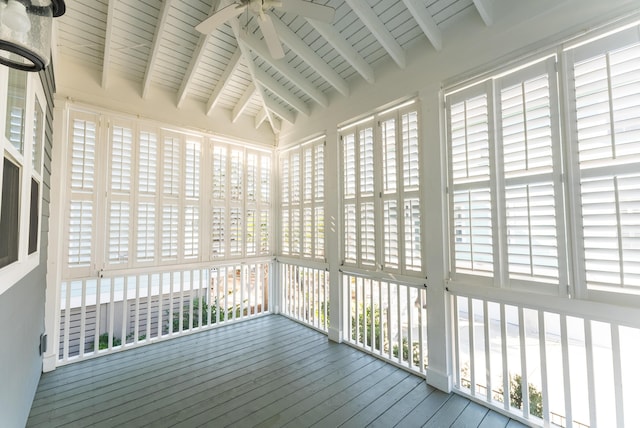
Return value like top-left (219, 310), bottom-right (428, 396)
top-left (446, 22), bottom-right (640, 303)
top-left (280, 136), bottom-right (325, 261)
top-left (0, 67), bottom-right (47, 289)
top-left (63, 108), bottom-right (273, 279)
top-left (340, 101), bottom-right (423, 276)
top-left (446, 57), bottom-right (565, 293)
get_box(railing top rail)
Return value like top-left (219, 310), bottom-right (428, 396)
top-left (448, 280), bottom-right (640, 329)
top-left (276, 257), bottom-right (329, 271)
top-left (340, 267), bottom-right (427, 289)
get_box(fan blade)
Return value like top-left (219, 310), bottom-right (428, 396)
top-left (280, 0), bottom-right (335, 23)
top-left (258, 14), bottom-right (285, 59)
top-left (195, 4), bottom-right (246, 34)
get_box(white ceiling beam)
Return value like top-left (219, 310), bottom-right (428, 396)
top-left (270, 16), bottom-right (349, 97)
top-left (206, 48), bottom-right (241, 115)
top-left (255, 108), bottom-right (268, 129)
top-left (231, 19), bottom-right (288, 133)
top-left (401, 0), bottom-right (442, 51)
top-left (142, 0), bottom-right (174, 99)
top-left (178, 0), bottom-right (221, 107)
top-left (307, 19), bottom-right (375, 84)
top-left (473, 0), bottom-right (495, 26)
top-left (232, 82), bottom-right (256, 123)
top-left (101, 0), bottom-right (116, 88)
top-left (238, 28), bottom-right (328, 108)
top-left (177, 35), bottom-right (211, 108)
top-left (250, 63), bottom-right (311, 116)
top-left (262, 95), bottom-right (296, 125)
top-left (344, 0), bottom-right (406, 69)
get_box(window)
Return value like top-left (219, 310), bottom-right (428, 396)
top-left (446, 58), bottom-right (564, 292)
top-left (62, 108), bottom-right (273, 279)
top-left (280, 137), bottom-right (325, 261)
top-left (446, 22), bottom-right (640, 303)
top-left (0, 68), bottom-right (47, 290)
top-left (565, 25), bottom-right (640, 300)
top-left (340, 102), bottom-right (423, 275)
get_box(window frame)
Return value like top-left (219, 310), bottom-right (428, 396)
top-left (339, 101), bottom-right (425, 277)
top-left (0, 67), bottom-right (47, 295)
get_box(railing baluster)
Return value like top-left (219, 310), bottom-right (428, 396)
top-left (468, 297), bottom-right (475, 396)
top-left (121, 277), bottom-right (128, 343)
top-left (379, 281), bottom-right (384, 357)
top-left (584, 319), bottom-right (597, 426)
top-left (417, 289), bottom-right (424, 373)
top-left (63, 281), bottom-right (71, 361)
top-left (612, 323), bottom-right (624, 426)
top-left (146, 274), bottom-right (152, 339)
top-left (500, 303), bottom-right (509, 411)
top-left (168, 272), bottom-right (174, 334)
top-left (178, 271), bottom-right (184, 333)
top-left (388, 282), bottom-right (393, 361)
top-left (94, 279), bottom-right (102, 353)
top-left (109, 278), bottom-right (115, 348)
top-left (560, 314), bottom-right (573, 428)
top-left (396, 282), bottom-right (401, 364)
top-left (452, 295), bottom-right (460, 388)
top-left (518, 306), bottom-right (529, 419)
top-left (79, 280), bottom-right (87, 357)
top-left (158, 274), bottom-right (164, 335)
top-left (407, 285), bottom-right (413, 367)
top-left (483, 300), bottom-right (491, 401)
top-left (538, 310), bottom-right (550, 424)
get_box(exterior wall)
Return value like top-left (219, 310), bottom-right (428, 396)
top-left (276, 0), bottom-right (640, 392)
top-left (0, 65), bottom-right (55, 427)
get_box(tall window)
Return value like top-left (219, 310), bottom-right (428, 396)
top-left (446, 23), bottom-right (640, 302)
top-left (446, 58), bottom-right (564, 292)
top-left (565, 26), bottom-right (640, 299)
top-left (280, 137), bottom-right (325, 260)
top-left (63, 108), bottom-right (273, 278)
top-left (340, 102), bottom-right (423, 275)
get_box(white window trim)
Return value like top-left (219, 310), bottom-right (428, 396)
top-left (0, 68), bottom-right (47, 296)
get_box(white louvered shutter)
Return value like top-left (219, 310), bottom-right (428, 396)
top-left (247, 153), bottom-right (257, 202)
top-left (108, 201), bottom-right (129, 264)
top-left (162, 204), bottom-right (179, 260)
top-left (280, 155), bottom-right (290, 255)
top-left (246, 209), bottom-right (256, 256)
top-left (137, 202), bottom-right (155, 262)
top-left (497, 59), bottom-right (561, 286)
top-left (400, 110), bottom-right (422, 272)
top-left (138, 131), bottom-right (157, 194)
top-left (570, 35), bottom-right (640, 293)
top-left (230, 207), bottom-right (243, 257)
top-left (184, 206), bottom-right (199, 259)
top-left (162, 135), bottom-right (181, 261)
top-left (448, 88), bottom-right (494, 276)
top-left (260, 210), bottom-right (269, 255)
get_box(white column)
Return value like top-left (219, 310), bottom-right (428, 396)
top-left (420, 84), bottom-right (452, 392)
top-left (325, 128), bottom-right (343, 343)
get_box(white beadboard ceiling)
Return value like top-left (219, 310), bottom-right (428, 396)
top-left (57, 0), bottom-right (492, 134)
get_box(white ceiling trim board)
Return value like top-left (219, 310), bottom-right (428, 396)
top-left (270, 15), bottom-right (349, 97)
top-left (142, 0), bottom-right (174, 99)
top-left (473, 0), bottom-right (495, 26)
top-left (344, 0), bottom-right (406, 69)
top-left (232, 82), bottom-right (257, 123)
top-left (101, 0), bottom-right (116, 88)
top-left (307, 18), bottom-right (376, 84)
top-left (401, 0), bottom-right (443, 51)
top-left (177, 34), bottom-right (211, 108)
top-left (250, 63), bottom-right (311, 116)
top-left (206, 48), bottom-right (242, 116)
top-left (238, 29), bottom-right (329, 108)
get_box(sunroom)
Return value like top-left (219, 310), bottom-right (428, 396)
top-left (1, 0), bottom-right (640, 427)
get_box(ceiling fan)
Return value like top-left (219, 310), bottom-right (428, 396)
top-left (195, 0), bottom-right (335, 59)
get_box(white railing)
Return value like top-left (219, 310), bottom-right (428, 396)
top-left (343, 271), bottom-right (428, 375)
top-left (57, 260), bottom-right (271, 365)
top-left (280, 261), bottom-right (330, 333)
top-left (451, 287), bottom-right (640, 427)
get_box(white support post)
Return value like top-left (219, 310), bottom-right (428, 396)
top-left (421, 84), bottom-right (452, 392)
top-left (325, 128), bottom-right (342, 343)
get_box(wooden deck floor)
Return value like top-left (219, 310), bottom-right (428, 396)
top-left (28, 315), bottom-right (526, 428)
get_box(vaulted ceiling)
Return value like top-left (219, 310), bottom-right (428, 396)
top-left (56, 0), bottom-right (497, 135)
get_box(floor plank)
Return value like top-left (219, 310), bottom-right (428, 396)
top-left (27, 315), bottom-right (528, 428)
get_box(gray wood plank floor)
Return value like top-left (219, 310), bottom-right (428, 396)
top-left (28, 315), bottom-right (527, 428)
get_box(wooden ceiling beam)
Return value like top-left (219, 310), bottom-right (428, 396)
top-left (401, 0), bottom-right (442, 51)
top-left (101, 0), bottom-right (116, 88)
top-left (232, 82), bottom-right (256, 123)
top-left (473, 0), bottom-right (495, 26)
top-left (238, 28), bottom-right (328, 108)
top-left (142, 0), bottom-right (174, 99)
top-left (206, 48), bottom-right (242, 116)
top-left (270, 15), bottom-right (349, 97)
top-left (307, 19), bottom-right (375, 84)
top-left (344, 0), bottom-right (406, 69)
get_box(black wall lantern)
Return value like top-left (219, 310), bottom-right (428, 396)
top-left (0, 0), bottom-right (66, 72)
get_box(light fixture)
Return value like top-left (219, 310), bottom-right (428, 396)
top-left (0, 0), bottom-right (66, 72)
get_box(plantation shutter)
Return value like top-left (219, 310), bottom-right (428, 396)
top-left (161, 135), bottom-right (181, 261)
top-left (259, 154), bottom-right (271, 255)
top-left (568, 32), bottom-right (640, 293)
top-left (400, 110), bottom-right (422, 271)
top-left (108, 201), bottom-right (129, 264)
top-left (136, 202), bottom-right (155, 262)
top-left (496, 59), bottom-right (561, 286)
top-left (280, 155), bottom-right (290, 255)
top-left (184, 139), bottom-right (200, 260)
top-left (136, 130), bottom-right (157, 264)
top-left (246, 209), bottom-right (256, 256)
top-left (448, 86), bottom-right (494, 276)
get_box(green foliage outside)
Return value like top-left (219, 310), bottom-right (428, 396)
top-left (166, 297), bottom-right (232, 333)
top-left (392, 337), bottom-right (422, 367)
top-left (505, 373), bottom-right (543, 418)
